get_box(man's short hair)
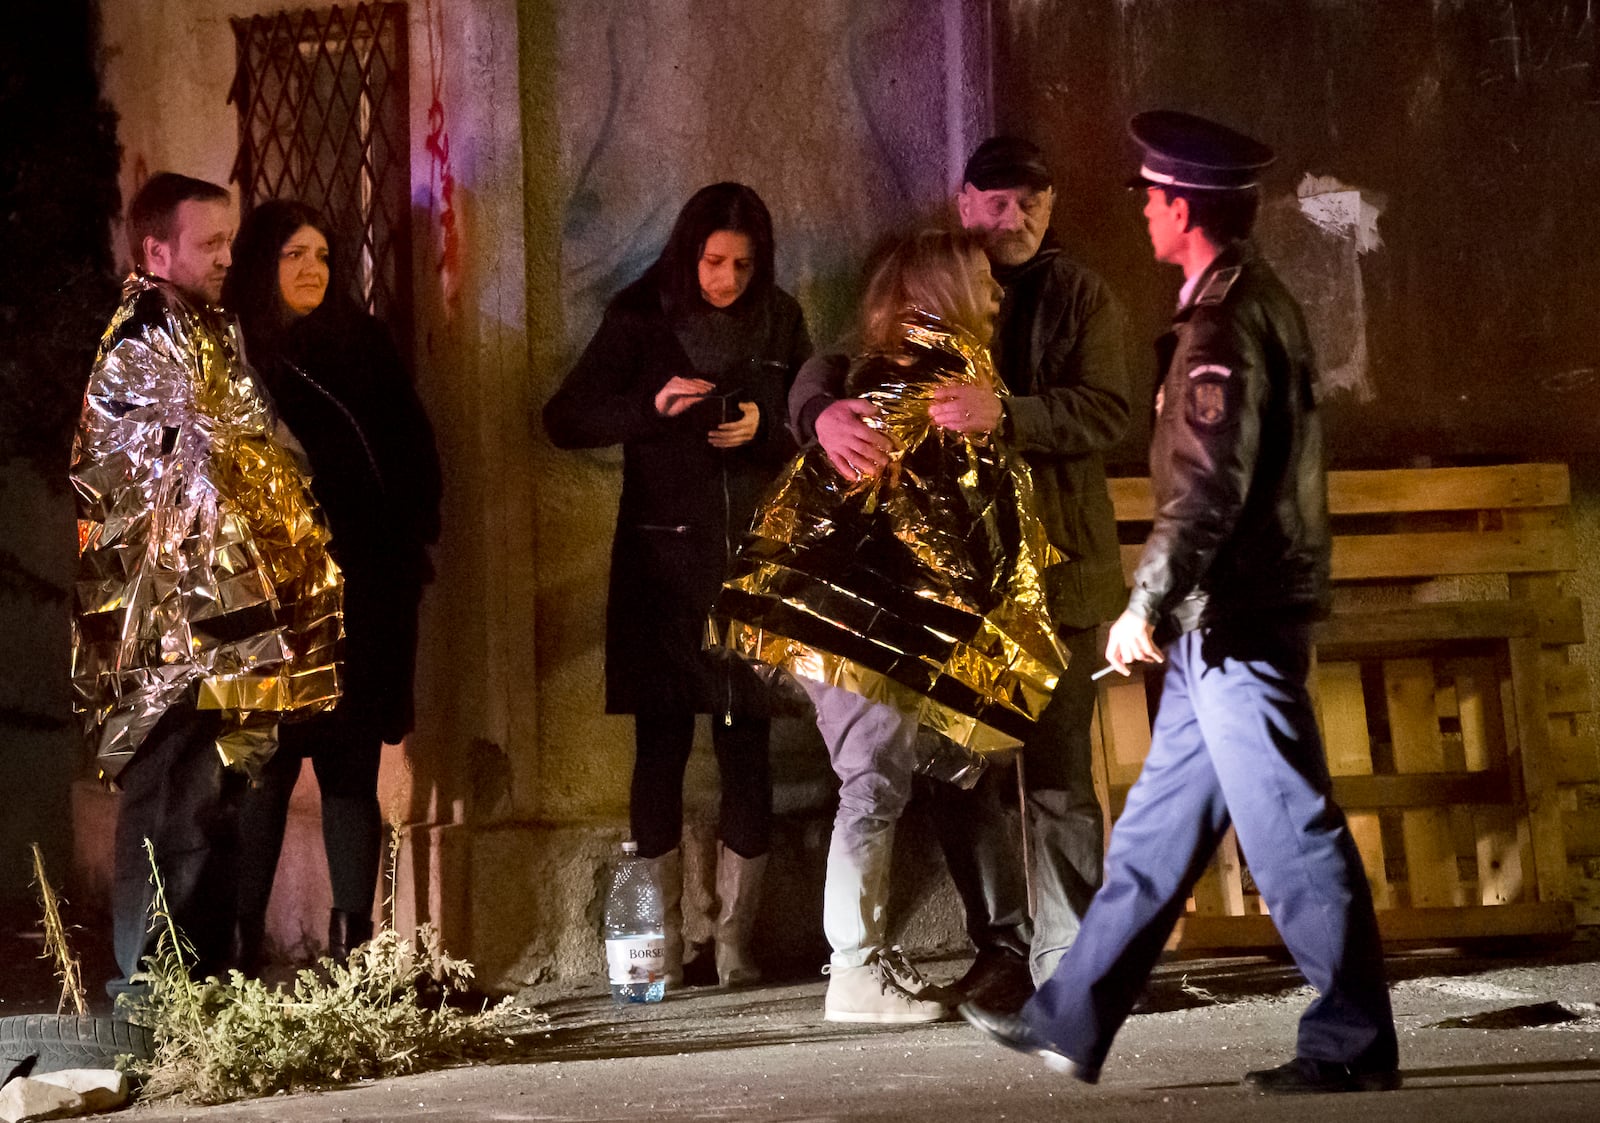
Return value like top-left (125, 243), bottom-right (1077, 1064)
top-left (125, 172), bottom-right (231, 268)
top-left (1159, 186), bottom-right (1260, 245)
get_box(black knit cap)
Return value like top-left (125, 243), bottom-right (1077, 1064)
top-left (962, 136), bottom-right (1053, 192)
top-left (1127, 110), bottom-right (1274, 191)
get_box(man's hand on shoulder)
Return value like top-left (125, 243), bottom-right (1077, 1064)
top-left (816, 398), bottom-right (891, 480)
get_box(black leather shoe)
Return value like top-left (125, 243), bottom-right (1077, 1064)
top-left (1243, 1057), bottom-right (1401, 1094)
top-left (958, 1002), bottom-right (1099, 1084)
top-left (230, 916), bottom-right (266, 978)
top-left (953, 947), bottom-right (1035, 1014)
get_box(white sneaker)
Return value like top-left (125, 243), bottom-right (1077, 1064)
top-left (824, 948), bottom-right (949, 1024)
top-left (875, 946), bottom-right (939, 996)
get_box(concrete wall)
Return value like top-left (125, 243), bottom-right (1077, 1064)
top-left (81, 0), bottom-right (1595, 992)
top-left (995, 0), bottom-right (1600, 927)
top-left (991, 0), bottom-right (1600, 468)
top-left (521, 0), bottom-right (992, 989)
top-left (86, 0), bottom-right (990, 991)
top-left (90, 0), bottom-right (541, 972)
top-left (991, 0), bottom-right (1600, 756)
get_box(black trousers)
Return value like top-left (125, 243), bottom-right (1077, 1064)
top-left (235, 707), bottom-right (384, 930)
top-left (110, 701), bottom-right (244, 994)
top-left (925, 624), bottom-right (1105, 977)
top-left (631, 711), bottom-right (772, 860)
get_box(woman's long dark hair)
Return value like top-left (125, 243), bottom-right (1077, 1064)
top-left (653, 182), bottom-right (776, 315)
top-left (223, 198), bottom-right (335, 359)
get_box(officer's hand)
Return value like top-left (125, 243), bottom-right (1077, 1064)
top-left (655, 375), bottom-right (715, 417)
top-left (708, 401), bottom-right (760, 448)
top-left (929, 384), bottom-right (1003, 435)
top-left (1105, 609), bottom-right (1162, 676)
top-left (816, 398), bottom-right (891, 480)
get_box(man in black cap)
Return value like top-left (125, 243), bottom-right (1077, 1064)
top-left (789, 136), bottom-right (1130, 1012)
top-left (961, 110), bottom-right (1400, 1094)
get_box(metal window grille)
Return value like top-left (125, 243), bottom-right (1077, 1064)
top-left (229, 3), bottom-right (411, 353)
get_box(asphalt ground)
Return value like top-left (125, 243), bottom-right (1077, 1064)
top-left (60, 941), bottom-right (1600, 1122)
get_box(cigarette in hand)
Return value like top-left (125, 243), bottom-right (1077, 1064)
top-left (1090, 664), bottom-right (1120, 681)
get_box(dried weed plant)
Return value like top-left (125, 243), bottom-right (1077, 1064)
top-left (381, 802), bottom-right (405, 929)
top-left (1178, 974), bottom-right (1219, 1004)
top-left (30, 843), bottom-right (88, 1016)
top-left (123, 831), bottom-right (542, 1104)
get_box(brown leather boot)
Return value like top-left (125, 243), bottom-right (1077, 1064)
top-left (714, 845), bottom-right (768, 987)
top-left (680, 829), bottom-right (720, 987)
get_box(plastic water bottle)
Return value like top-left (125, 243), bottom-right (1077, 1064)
top-left (604, 840), bottom-right (667, 1004)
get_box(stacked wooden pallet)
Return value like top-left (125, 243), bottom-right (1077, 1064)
top-left (1092, 463), bottom-right (1596, 950)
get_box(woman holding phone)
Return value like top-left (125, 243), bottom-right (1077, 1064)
top-left (544, 182), bottom-right (811, 988)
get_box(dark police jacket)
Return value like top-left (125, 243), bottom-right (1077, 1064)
top-left (1126, 240), bottom-right (1330, 638)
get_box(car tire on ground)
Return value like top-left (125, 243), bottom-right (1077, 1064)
top-left (0, 1014), bottom-right (153, 1080)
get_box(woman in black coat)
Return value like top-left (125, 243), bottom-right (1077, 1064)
top-left (544, 183), bottom-right (810, 987)
top-left (223, 200), bottom-right (442, 967)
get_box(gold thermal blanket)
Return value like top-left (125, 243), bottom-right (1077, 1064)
top-left (69, 273), bottom-right (343, 781)
top-left (711, 312), bottom-right (1066, 754)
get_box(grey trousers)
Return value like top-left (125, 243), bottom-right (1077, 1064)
top-left (801, 678), bottom-right (920, 968)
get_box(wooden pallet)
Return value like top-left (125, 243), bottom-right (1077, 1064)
top-left (1091, 464), bottom-right (1594, 951)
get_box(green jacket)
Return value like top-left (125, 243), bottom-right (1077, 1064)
top-left (991, 237), bottom-right (1130, 630)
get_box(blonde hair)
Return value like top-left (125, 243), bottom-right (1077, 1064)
top-left (858, 227), bottom-right (992, 351)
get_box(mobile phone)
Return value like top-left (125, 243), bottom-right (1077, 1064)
top-left (690, 386), bottom-right (746, 430)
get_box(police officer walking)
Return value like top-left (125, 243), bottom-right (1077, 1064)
top-left (961, 110), bottom-right (1400, 1095)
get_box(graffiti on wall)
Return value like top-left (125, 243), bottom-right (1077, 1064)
top-left (424, 0), bottom-right (461, 321)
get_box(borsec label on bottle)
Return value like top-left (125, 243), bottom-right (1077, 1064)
top-left (606, 934), bottom-right (666, 984)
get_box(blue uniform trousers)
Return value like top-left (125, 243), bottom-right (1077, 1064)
top-left (1024, 618), bottom-right (1397, 1075)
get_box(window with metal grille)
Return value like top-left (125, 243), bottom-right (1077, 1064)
top-left (229, 3), bottom-right (411, 353)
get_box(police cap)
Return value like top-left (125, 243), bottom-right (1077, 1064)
top-left (962, 136), bottom-right (1053, 192)
top-left (1127, 110), bottom-right (1274, 191)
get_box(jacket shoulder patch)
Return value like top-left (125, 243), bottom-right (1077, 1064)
top-left (1196, 266), bottom-right (1241, 306)
top-left (1190, 379), bottom-right (1229, 426)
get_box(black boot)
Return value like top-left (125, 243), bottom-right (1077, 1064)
top-left (327, 909), bottom-right (374, 963)
top-left (921, 772), bottom-right (1033, 967)
top-left (231, 915), bottom-right (267, 977)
